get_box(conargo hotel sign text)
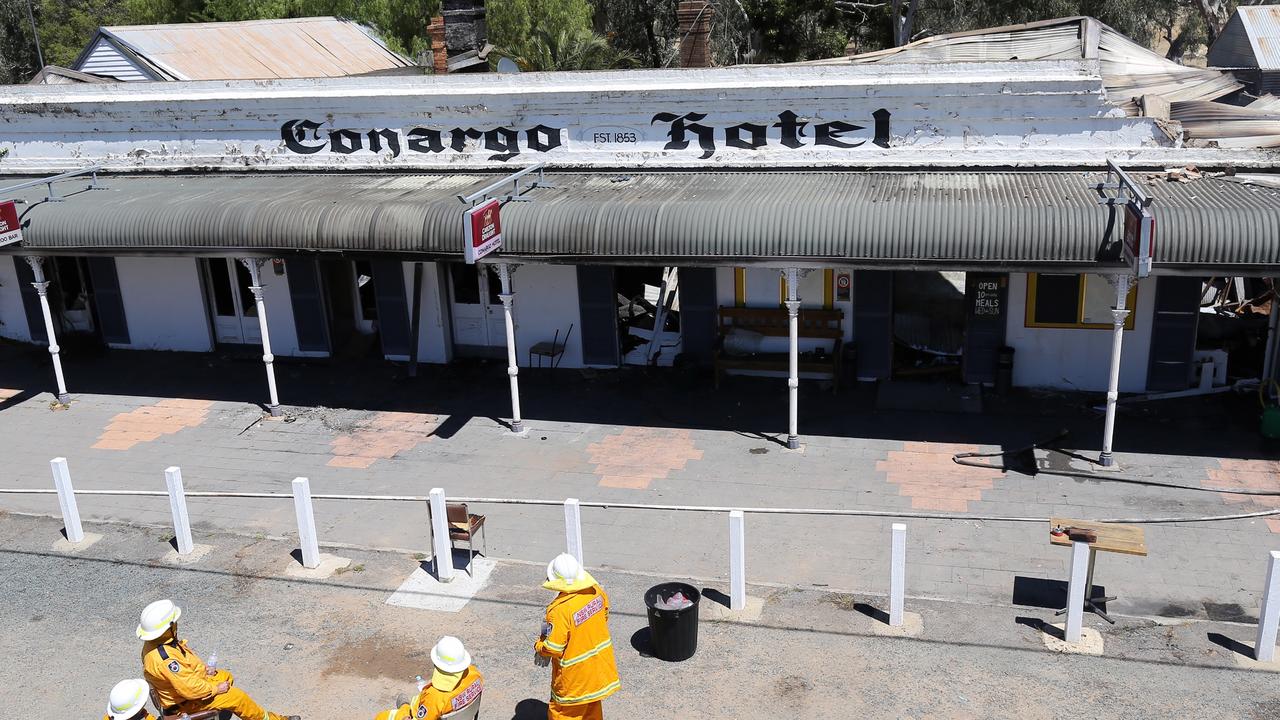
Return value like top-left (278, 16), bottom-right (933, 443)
top-left (280, 110), bottom-right (894, 162)
top-left (0, 62), bottom-right (1177, 172)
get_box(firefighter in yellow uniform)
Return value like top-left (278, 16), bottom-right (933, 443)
top-left (103, 678), bottom-right (156, 720)
top-left (372, 636), bottom-right (483, 720)
top-left (137, 599), bottom-right (300, 720)
top-left (535, 554), bottom-right (620, 720)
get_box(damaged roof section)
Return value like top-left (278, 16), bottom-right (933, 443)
top-left (802, 16), bottom-right (1280, 150)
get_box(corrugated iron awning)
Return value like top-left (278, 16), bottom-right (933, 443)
top-left (7, 171), bottom-right (1280, 271)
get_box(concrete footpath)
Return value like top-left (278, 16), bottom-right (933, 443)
top-left (2, 346), bottom-right (1280, 624)
top-left (3, 513), bottom-right (1277, 719)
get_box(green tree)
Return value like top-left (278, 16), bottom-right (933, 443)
top-left (490, 0), bottom-right (630, 70)
top-left (0, 0), bottom-right (40, 83)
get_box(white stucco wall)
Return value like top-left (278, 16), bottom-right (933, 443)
top-left (404, 261), bottom-right (452, 365)
top-left (0, 256), bottom-right (31, 342)
top-left (259, 262), bottom-right (322, 358)
top-left (512, 263), bottom-right (583, 368)
top-left (1005, 273), bottom-right (1155, 392)
top-left (113, 257), bottom-right (211, 351)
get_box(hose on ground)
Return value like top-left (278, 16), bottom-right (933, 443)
top-left (2, 488), bottom-right (1280, 525)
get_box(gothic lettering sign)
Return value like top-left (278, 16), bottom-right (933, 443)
top-left (0, 61), bottom-right (1179, 173)
top-left (0, 201), bottom-right (21, 246)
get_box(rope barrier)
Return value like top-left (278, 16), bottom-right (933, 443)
top-left (3, 488), bottom-right (1280, 525)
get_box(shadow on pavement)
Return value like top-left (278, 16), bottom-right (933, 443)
top-left (4, 341), bottom-right (1280, 461)
top-left (510, 699), bottom-right (549, 720)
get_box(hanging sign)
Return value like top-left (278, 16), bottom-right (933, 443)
top-left (463, 198), bottom-right (502, 264)
top-left (0, 200), bottom-right (22, 246)
top-left (1123, 202), bottom-right (1155, 279)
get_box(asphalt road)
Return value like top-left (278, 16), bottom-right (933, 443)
top-left (3, 512), bottom-right (1278, 719)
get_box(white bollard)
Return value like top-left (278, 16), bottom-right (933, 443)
top-left (164, 467), bottom-right (194, 555)
top-left (564, 498), bottom-right (584, 564)
top-left (890, 523), bottom-right (907, 627)
top-left (1064, 540), bottom-right (1090, 643)
top-left (729, 510), bottom-right (746, 611)
top-left (291, 477), bottom-right (320, 569)
top-left (1255, 550), bottom-right (1280, 662)
top-left (429, 488), bottom-right (455, 582)
top-left (49, 457), bottom-right (84, 543)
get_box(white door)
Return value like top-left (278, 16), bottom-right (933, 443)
top-left (202, 258), bottom-right (262, 345)
top-left (448, 263), bottom-right (507, 354)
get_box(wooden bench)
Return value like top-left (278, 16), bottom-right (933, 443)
top-left (714, 306), bottom-right (844, 391)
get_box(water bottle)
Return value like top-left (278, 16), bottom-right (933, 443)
top-left (415, 675), bottom-right (426, 691)
top-left (206, 651), bottom-right (218, 673)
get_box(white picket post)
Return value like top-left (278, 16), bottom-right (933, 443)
top-left (1064, 540), bottom-right (1090, 643)
top-left (564, 498), bottom-right (584, 564)
top-left (890, 523), bottom-right (907, 627)
top-left (291, 477), bottom-right (320, 569)
top-left (729, 510), bottom-right (746, 611)
top-left (429, 488), bottom-right (455, 582)
top-left (1255, 550), bottom-right (1280, 662)
top-left (49, 457), bottom-right (84, 543)
top-left (164, 466), bottom-right (193, 555)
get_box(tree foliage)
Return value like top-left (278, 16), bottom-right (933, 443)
top-left (3, 0), bottom-right (1279, 85)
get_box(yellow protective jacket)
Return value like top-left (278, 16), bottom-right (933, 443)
top-left (102, 715), bottom-right (156, 720)
top-left (141, 638), bottom-right (218, 709)
top-left (535, 585), bottom-right (620, 706)
top-left (373, 666), bottom-right (484, 720)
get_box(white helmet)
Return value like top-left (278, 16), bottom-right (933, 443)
top-left (136, 599), bottom-right (182, 641)
top-left (546, 553), bottom-right (583, 584)
top-left (106, 678), bottom-right (149, 720)
top-left (431, 636), bottom-right (471, 674)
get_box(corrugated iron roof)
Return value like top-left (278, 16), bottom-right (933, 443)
top-left (7, 171), bottom-right (1280, 271)
top-left (1239, 6), bottom-right (1280, 69)
top-left (97, 17), bottom-right (412, 81)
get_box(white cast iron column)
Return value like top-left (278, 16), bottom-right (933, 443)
top-left (25, 257), bottom-right (70, 404)
top-left (497, 262), bottom-right (523, 433)
top-left (241, 258), bottom-right (281, 416)
top-left (784, 268), bottom-right (801, 450)
top-left (1099, 273), bottom-right (1132, 467)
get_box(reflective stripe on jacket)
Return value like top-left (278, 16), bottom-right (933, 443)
top-left (374, 666), bottom-right (483, 720)
top-left (535, 585), bottom-right (620, 706)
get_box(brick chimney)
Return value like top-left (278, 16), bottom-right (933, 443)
top-left (428, 16), bottom-right (448, 74)
top-left (677, 0), bottom-right (714, 68)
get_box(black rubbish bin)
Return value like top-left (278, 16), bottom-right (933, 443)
top-left (995, 346), bottom-right (1015, 396)
top-left (644, 582), bottom-right (700, 662)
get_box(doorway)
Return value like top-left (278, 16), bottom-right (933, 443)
top-left (616, 266), bottom-right (681, 366)
top-left (892, 270), bottom-right (967, 380)
top-left (201, 258), bottom-right (261, 345)
top-left (448, 263), bottom-right (507, 357)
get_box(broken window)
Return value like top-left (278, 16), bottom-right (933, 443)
top-left (1026, 273), bottom-right (1137, 329)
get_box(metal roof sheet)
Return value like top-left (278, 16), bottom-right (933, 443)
top-left (1239, 6), bottom-right (1280, 69)
top-left (7, 171), bottom-right (1280, 271)
top-left (96, 17), bottom-right (412, 81)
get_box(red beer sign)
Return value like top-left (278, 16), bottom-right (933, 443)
top-left (463, 198), bottom-right (502, 264)
top-left (0, 200), bottom-right (21, 247)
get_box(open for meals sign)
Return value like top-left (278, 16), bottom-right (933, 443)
top-left (0, 200), bottom-right (21, 246)
top-left (463, 198), bottom-right (502, 264)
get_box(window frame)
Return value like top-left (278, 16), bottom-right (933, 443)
top-left (1025, 273), bottom-right (1137, 330)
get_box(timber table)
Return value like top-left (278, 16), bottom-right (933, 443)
top-left (1050, 517), bottom-right (1147, 624)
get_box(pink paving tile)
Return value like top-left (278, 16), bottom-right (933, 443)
top-left (1205, 458), bottom-right (1280, 533)
top-left (92, 399), bottom-right (214, 451)
top-left (587, 427), bottom-right (703, 490)
top-left (876, 442), bottom-right (1003, 512)
top-left (326, 411), bottom-right (440, 469)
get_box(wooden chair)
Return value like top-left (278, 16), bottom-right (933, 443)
top-left (149, 686), bottom-right (221, 720)
top-left (429, 501), bottom-right (487, 576)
